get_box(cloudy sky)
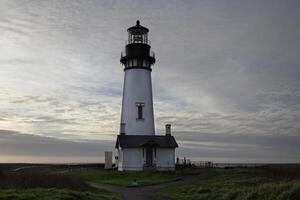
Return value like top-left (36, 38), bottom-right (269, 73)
top-left (0, 0), bottom-right (299, 163)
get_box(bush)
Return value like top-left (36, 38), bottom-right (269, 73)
top-left (0, 173), bottom-right (91, 191)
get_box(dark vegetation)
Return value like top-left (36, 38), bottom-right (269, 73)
top-left (0, 189), bottom-right (119, 200)
top-left (1, 163), bottom-right (300, 200)
top-left (0, 164), bottom-right (120, 200)
top-left (0, 171), bottom-right (91, 190)
top-left (260, 164), bottom-right (300, 179)
top-left (0, 163), bottom-right (101, 190)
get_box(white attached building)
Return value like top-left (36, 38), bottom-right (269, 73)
top-left (116, 133), bottom-right (178, 171)
top-left (115, 21), bottom-right (178, 171)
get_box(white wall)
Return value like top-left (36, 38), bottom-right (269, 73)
top-left (118, 148), bottom-right (144, 171)
top-left (104, 151), bottom-right (112, 169)
top-left (118, 147), bottom-right (176, 171)
top-left (155, 148), bottom-right (175, 171)
top-left (116, 148), bottom-right (122, 169)
top-left (120, 69), bottom-right (155, 135)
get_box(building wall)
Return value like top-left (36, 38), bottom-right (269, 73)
top-left (104, 151), bottom-right (112, 169)
top-left (155, 148), bottom-right (175, 171)
top-left (120, 68), bottom-right (155, 135)
top-left (118, 148), bottom-right (144, 171)
top-left (118, 147), bottom-right (176, 171)
top-left (116, 148), bottom-right (122, 169)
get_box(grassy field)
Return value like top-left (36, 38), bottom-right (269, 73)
top-left (0, 165), bottom-right (120, 200)
top-left (67, 168), bottom-right (181, 186)
top-left (159, 167), bottom-right (300, 200)
top-left (2, 164), bottom-right (300, 200)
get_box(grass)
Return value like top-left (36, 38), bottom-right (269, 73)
top-left (67, 168), bottom-right (181, 186)
top-left (0, 167), bottom-right (121, 200)
top-left (0, 188), bottom-right (119, 200)
top-left (3, 164), bottom-right (299, 200)
top-left (159, 168), bottom-right (300, 200)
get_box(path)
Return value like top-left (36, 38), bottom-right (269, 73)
top-left (10, 165), bottom-right (49, 172)
top-left (88, 169), bottom-right (214, 200)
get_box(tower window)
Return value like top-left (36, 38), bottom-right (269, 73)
top-left (133, 59), bottom-right (137, 66)
top-left (143, 60), bottom-right (149, 67)
top-left (136, 102), bottom-right (145, 120)
top-left (137, 59), bottom-right (142, 66)
top-left (133, 35), bottom-right (142, 43)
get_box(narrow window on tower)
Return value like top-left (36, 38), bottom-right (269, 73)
top-left (136, 102), bottom-right (145, 120)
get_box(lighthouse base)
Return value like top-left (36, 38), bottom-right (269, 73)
top-left (115, 135), bottom-right (178, 171)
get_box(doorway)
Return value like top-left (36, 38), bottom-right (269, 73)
top-left (145, 147), bottom-right (153, 166)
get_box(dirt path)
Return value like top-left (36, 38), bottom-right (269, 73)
top-left (88, 169), bottom-right (214, 200)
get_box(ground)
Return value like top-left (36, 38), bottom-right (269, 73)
top-left (67, 168), bottom-right (181, 186)
top-left (85, 168), bottom-right (214, 200)
top-left (0, 164), bottom-right (120, 200)
top-left (1, 164), bottom-right (300, 200)
top-left (159, 166), bottom-right (300, 200)
top-left (0, 189), bottom-right (119, 200)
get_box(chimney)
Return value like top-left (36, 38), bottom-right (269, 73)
top-left (165, 124), bottom-right (171, 136)
top-left (120, 123), bottom-right (126, 135)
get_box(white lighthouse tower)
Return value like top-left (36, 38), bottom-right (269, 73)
top-left (116, 21), bottom-right (178, 171)
top-left (119, 20), bottom-right (155, 136)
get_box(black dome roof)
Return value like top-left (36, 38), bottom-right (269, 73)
top-left (127, 20), bottom-right (149, 33)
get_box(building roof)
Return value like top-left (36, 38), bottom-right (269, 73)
top-left (127, 20), bottom-right (149, 33)
top-left (115, 135), bottom-right (178, 149)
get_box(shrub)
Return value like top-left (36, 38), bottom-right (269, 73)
top-left (0, 172), bottom-right (91, 191)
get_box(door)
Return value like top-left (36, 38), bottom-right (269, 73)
top-left (146, 147), bottom-right (153, 166)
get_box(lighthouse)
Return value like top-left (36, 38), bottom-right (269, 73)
top-left (115, 21), bottom-right (178, 171)
top-left (119, 20), bottom-right (156, 136)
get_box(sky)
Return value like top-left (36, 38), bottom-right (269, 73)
top-left (0, 0), bottom-right (300, 163)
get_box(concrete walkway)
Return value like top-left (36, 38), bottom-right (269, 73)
top-left (88, 169), bottom-right (214, 200)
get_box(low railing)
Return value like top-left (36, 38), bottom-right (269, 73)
top-left (150, 51), bottom-right (155, 58)
top-left (125, 40), bottom-right (151, 45)
top-left (121, 51), bottom-right (125, 58)
top-left (121, 50), bottom-right (155, 59)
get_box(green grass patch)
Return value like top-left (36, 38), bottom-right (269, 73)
top-left (0, 188), bottom-right (120, 200)
top-left (159, 168), bottom-right (300, 200)
top-left (67, 168), bottom-right (180, 187)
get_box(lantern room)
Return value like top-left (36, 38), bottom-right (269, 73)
top-left (120, 20), bottom-right (155, 69)
top-left (127, 20), bottom-right (149, 44)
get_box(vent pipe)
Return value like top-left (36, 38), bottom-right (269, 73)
top-left (165, 124), bottom-right (171, 136)
top-left (120, 123), bottom-right (126, 135)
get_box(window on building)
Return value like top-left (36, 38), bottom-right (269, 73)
top-left (136, 102), bottom-right (145, 120)
top-left (138, 105), bottom-right (143, 119)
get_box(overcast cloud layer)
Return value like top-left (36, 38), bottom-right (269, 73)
top-left (0, 0), bottom-right (300, 163)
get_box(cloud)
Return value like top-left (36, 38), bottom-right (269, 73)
top-left (0, 0), bottom-right (300, 163)
top-left (0, 129), bottom-right (114, 163)
top-left (0, 94), bottom-right (120, 140)
top-left (174, 131), bottom-right (300, 163)
top-left (1, 129), bottom-right (299, 163)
